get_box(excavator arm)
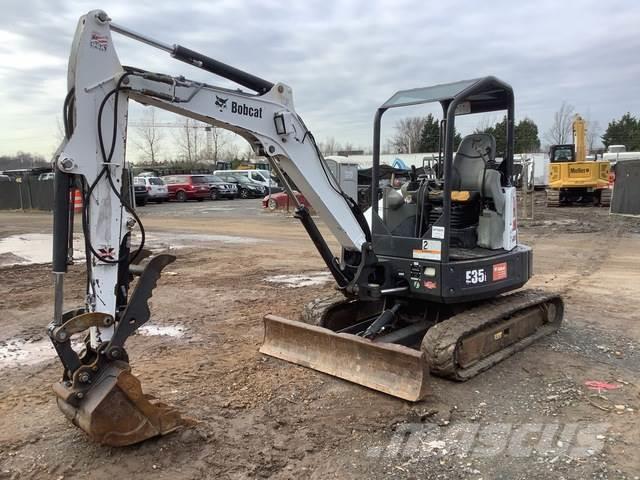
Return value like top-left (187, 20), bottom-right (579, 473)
top-left (50, 10), bottom-right (377, 446)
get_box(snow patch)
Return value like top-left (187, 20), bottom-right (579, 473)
top-left (0, 233), bottom-right (85, 267)
top-left (266, 271), bottom-right (333, 288)
top-left (134, 232), bottom-right (268, 249)
top-left (0, 232), bottom-right (268, 267)
top-left (137, 324), bottom-right (186, 338)
top-left (0, 324), bottom-right (187, 369)
top-left (0, 338), bottom-right (58, 368)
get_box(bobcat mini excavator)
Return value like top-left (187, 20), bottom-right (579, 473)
top-left (49, 10), bottom-right (563, 446)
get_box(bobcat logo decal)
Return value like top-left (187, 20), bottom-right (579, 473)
top-left (215, 96), bottom-right (228, 111)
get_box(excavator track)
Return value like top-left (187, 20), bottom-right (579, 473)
top-left (545, 189), bottom-right (561, 207)
top-left (302, 292), bottom-right (351, 326)
top-left (422, 289), bottom-right (563, 381)
top-left (598, 188), bottom-right (612, 207)
top-left (301, 293), bottom-right (383, 329)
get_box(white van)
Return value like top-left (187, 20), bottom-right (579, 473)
top-left (213, 169), bottom-right (279, 191)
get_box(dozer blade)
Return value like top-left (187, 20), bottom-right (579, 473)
top-left (53, 361), bottom-right (184, 447)
top-left (260, 314), bottom-right (430, 402)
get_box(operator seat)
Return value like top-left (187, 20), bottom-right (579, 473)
top-left (451, 133), bottom-right (505, 214)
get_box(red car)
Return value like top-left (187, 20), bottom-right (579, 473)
top-left (161, 174), bottom-right (210, 202)
top-left (262, 191), bottom-right (311, 211)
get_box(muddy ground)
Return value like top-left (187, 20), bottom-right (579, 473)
top-left (0, 195), bottom-right (639, 479)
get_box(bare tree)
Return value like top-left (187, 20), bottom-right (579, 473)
top-left (545, 101), bottom-right (575, 145)
top-left (342, 141), bottom-right (354, 153)
top-left (206, 126), bottom-right (230, 163)
top-left (175, 118), bottom-right (204, 162)
top-left (390, 117), bottom-right (425, 153)
top-left (52, 116), bottom-right (66, 159)
top-left (585, 118), bottom-right (602, 152)
top-left (223, 141), bottom-right (240, 161)
top-left (55, 116), bottom-right (66, 144)
top-left (240, 143), bottom-right (255, 161)
top-left (134, 109), bottom-right (164, 164)
top-left (474, 115), bottom-right (497, 133)
top-left (318, 137), bottom-right (338, 156)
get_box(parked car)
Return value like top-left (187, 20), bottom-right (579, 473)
top-left (134, 176), bottom-right (169, 203)
top-left (202, 175), bottom-right (237, 200)
top-left (262, 191), bottom-right (310, 211)
top-left (216, 173), bottom-right (266, 199)
top-left (213, 169), bottom-right (283, 193)
top-left (133, 182), bottom-right (149, 206)
top-left (161, 174), bottom-right (210, 202)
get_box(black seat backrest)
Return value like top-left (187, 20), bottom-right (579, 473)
top-left (451, 134), bottom-right (496, 191)
top-left (451, 133), bottom-right (507, 213)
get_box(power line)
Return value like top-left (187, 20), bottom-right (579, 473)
top-left (129, 122), bottom-right (213, 130)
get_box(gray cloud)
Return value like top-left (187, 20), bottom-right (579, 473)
top-left (1, 0), bottom-right (639, 156)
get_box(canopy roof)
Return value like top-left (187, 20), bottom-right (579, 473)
top-left (381, 76), bottom-right (512, 114)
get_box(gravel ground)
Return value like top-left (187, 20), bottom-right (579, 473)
top-left (0, 193), bottom-right (639, 479)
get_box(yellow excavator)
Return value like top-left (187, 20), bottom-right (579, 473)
top-left (546, 115), bottom-right (611, 207)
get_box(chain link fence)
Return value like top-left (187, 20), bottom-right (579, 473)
top-left (0, 178), bottom-right (53, 210)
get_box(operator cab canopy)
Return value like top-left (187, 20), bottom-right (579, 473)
top-left (374, 75), bottom-right (515, 184)
top-left (380, 76), bottom-right (513, 114)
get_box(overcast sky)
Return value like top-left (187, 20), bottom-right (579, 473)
top-left (1, 0), bottom-right (639, 158)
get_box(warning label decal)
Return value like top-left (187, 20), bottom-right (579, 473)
top-left (413, 240), bottom-right (442, 261)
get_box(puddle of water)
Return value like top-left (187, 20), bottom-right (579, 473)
top-left (266, 271), bottom-right (333, 288)
top-left (0, 324), bottom-right (187, 369)
top-left (138, 324), bottom-right (186, 338)
top-left (0, 233), bottom-right (85, 267)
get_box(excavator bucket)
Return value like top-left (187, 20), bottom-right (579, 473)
top-left (260, 315), bottom-right (431, 402)
top-left (53, 361), bottom-right (184, 447)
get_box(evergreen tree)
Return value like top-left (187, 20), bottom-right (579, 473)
top-left (476, 117), bottom-right (541, 155)
top-left (454, 131), bottom-right (462, 150)
top-left (514, 118), bottom-right (541, 153)
top-left (601, 113), bottom-right (640, 150)
top-left (418, 114), bottom-right (462, 152)
top-left (476, 116), bottom-right (507, 155)
top-left (418, 114), bottom-right (440, 152)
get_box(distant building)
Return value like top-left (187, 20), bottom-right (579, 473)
top-left (337, 149), bottom-right (365, 157)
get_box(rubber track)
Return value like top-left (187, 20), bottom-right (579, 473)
top-left (599, 188), bottom-right (612, 207)
top-left (545, 189), bottom-right (560, 207)
top-left (301, 292), bottom-right (350, 326)
top-left (422, 289), bottom-right (563, 381)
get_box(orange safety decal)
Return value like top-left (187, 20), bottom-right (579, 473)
top-left (492, 262), bottom-right (508, 281)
